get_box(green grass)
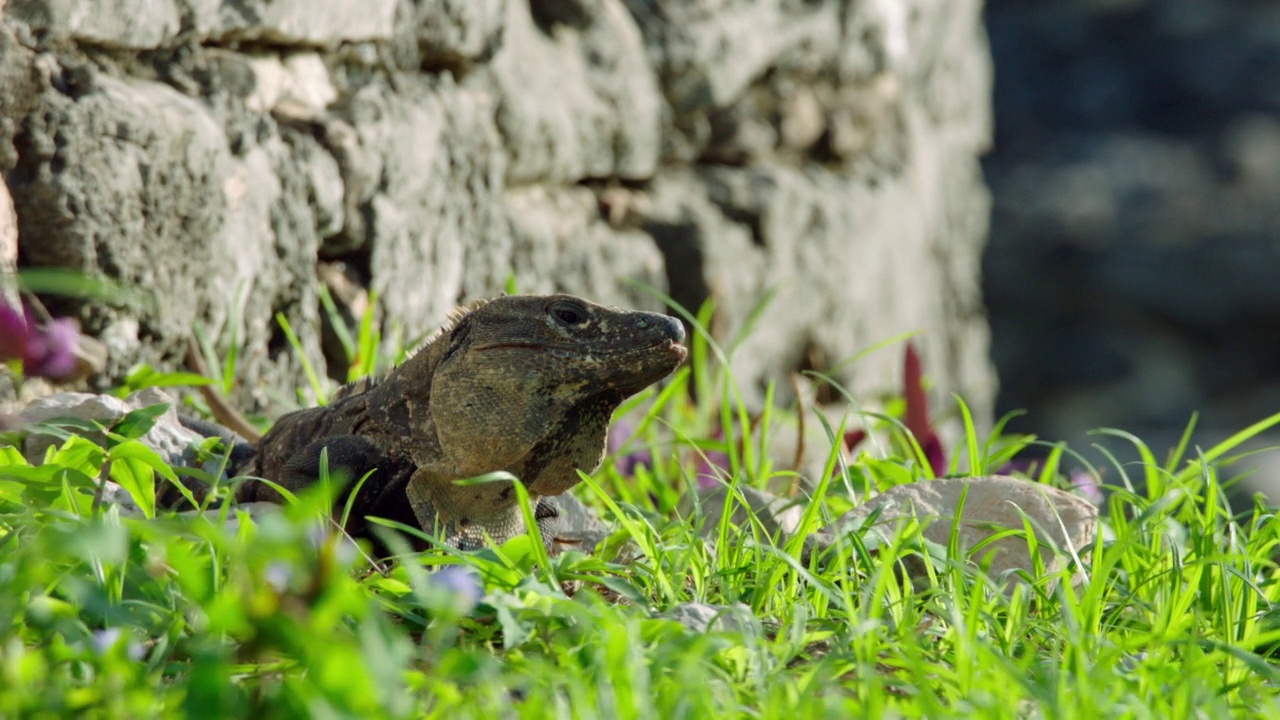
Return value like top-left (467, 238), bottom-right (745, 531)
top-left (3, 304), bottom-right (1280, 718)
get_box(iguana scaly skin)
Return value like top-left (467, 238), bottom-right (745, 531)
top-left (185, 294), bottom-right (686, 550)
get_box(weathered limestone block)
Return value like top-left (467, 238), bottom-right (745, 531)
top-left (240, 52), bottom-right (338, 114)
top-left (0, 177), bottom-right (14, 299)
top-left (501, 185), bottom-right (666, 311)
top-left (340, 77), bottom-right (510, 339)
top-left (11, 71), bottom-right (231, 364)
top-left (487, 0), bottom-right (660, 183)
top-left (621, 0), bottom-right (844, 160)
top-left (191, 0), bottom-right (399, 46)
top-left (7, 63), bottom-right (327, 411)
top-left (7, 0), bottom-right (182, 49)
top-left (408, 0), bottom-right (507, 66)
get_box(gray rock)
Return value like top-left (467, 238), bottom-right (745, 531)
top-left (817, 475), bottom-right (1098, 583)
top-left (196, 0), bottom-right (399, 46)
top-left (7, 0), bottom-right (182, 49)
top-left (681, 474), bottom-right (1097, 587)
top-left (486, 0), bottom-right (660, 183)
top-left (622, 0), bottom-right (843, 160)
top-left (17, 388), bottom-right (202, 469)
top-left (660, 602), bottom-right (757, 635)
top-left (410, 0), bottom-right (507, 66)
top-left (679, 484), bottom-right (806, 541)
top-left (546, 492), bottom-right (609, 553)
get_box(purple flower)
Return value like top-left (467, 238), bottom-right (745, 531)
top-left (90, 627), bottom-right (145, 661)
top-left (997, 457), bottom-right (1041, 477)
top-left (263, 562), bottom-right (293, 592)
top-left (90, 627), bottom-right (122, 654)
top-left (693, 450), bottom-right (731, 490)
top-left (1068, 469), bottom-right (1105, 505)
top-left (431, 565), bottom-right (482, 613)
top-left (607, 420), bottom-right (653, 477)
top-left (840, 343), bottom-right (946, 476)
top-left (0, 303), bottom-right (80, 379)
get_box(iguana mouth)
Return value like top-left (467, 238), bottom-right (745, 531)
top-left (664, 339), bottom-right (689, 363)
top-left (476, 339), bottom-right (688, 359)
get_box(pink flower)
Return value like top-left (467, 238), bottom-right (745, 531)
top-left (903, 342), bottom-right (945, 476)
top-left (0, 303), bottom-right (80, 379)
top-left (607, 419), bottom-right (654, 477)
top-left (842, 342), bottom-right (946, 476)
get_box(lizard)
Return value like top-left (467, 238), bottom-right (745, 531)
top-left (170, 293), bottom-right (687, 552)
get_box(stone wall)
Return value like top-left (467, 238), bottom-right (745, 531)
top-left (984, 0), bottom-right (1280, 464)
top-left (1, 0), bottom-right (996, 421)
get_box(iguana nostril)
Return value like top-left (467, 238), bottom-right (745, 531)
top-left (660, 316), bottom-right (686, 344)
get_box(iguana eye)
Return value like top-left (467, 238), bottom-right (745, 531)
top-left (549, 301), bottom-right (588, 327)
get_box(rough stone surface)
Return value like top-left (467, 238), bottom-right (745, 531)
top-left (340, 77), bottom-right (511, 338)
top-left (197, 0), bottom-right (399, 45)
top-left (0, 177), bottom-right (15, 304)
top-left (406, 0), bottom-right (506, 67)
top-left (8, 0), bottom-right (182, 49)
top-left (8, 65), bottom-right (323, 411)
top-left (821, 475), bottom-right (1098, 583)
top-left (1, 0), bottom-right (997, 430)
top-left (503, 185), bottom-right (666, 311)
top-left (487, 0), bottom-right (660, 183)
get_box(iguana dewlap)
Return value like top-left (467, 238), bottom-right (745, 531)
top-left (182, 294), bottom-right (686, 551)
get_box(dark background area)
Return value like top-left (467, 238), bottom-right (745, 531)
top-left (981, 0), bottom-right (1280, 487)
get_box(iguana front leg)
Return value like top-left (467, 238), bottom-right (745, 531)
top-left (240, 434), bottom-right (418, 541)
top-left (405, 466), bottom-right (561, 551)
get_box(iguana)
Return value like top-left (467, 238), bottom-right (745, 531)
top-left (172, 294), bottom-right (687, 551)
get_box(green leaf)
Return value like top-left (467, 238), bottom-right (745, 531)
top-left (0, 445), bottom-right (29, 466)
top-left (110, 403), bottom-right (171, 440)
top-left (110, 456), bottom-right (156, 519)
top-left (107, 439), bottom-right (178, 518)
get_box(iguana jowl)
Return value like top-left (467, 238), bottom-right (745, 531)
top-left (191, 294), bottom-right (686, 550)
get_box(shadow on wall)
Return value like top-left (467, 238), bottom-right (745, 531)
top-left (981, 0), bottom-right (1280, 494)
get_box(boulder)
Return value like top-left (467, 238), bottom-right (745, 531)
top-left (17, 388), bottom-right (202, 468)
top-left (817, 475), bottom-right (1098, 583)
top-left (660, 602), bottom-right (757, 635)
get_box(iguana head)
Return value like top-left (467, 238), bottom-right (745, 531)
top-left (419, 293), bottom-right (686, 506)
top-left (458, 294), bottom-right (687, 394)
